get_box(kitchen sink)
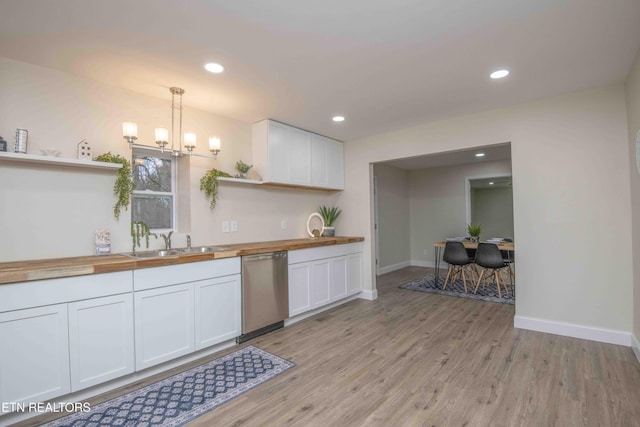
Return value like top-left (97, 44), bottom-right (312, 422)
top-left (124, 249), bottom-right (182, 258)
top-left (178, 246), bottom-right (231, 254)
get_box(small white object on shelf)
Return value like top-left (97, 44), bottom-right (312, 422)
top-left (41, 149), bottom-right (61, 157)
top-left (77, 139), bottom-right (92, 161)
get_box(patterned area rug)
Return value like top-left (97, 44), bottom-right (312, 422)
top-left (44, 345), bottom-right (295, 427)
top-left (399, 274), bottom-right (514, 305)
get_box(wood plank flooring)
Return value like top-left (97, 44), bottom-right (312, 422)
top-left (16, 266), bottom-right (640, 427)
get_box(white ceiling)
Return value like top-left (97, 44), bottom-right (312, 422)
top-left (1, 0), bottom-right (639, 142)
top-left (385, 143), bottom-right (511, 170)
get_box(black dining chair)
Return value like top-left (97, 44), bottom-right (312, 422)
top-left (473, 243), bottom-right (511, 298)
top-left (442, 241), bottom-right (475, 293)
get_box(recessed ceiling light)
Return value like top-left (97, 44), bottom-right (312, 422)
top-left (490, 69), bottom-right (509, 79)
top-left (204, 62), bottom-right (224, 73)
top-left (489, 182), bottom-right (495, 185)
top-left (475, 153), bottom-right (485, 157)
top-left (332, 116), bottom-right (345, 122)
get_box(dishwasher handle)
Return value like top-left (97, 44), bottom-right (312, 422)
top-left (243, 251), bottom-right (287, 262)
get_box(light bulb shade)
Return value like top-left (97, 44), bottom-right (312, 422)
top-left (154, 127), bottom-right (168, 142)
top-left (184, 132), bottom-right (197, 148)
top-left (122, 122), bottom-right (138, 138)
top-left (209, 137), bottom-right (221, 151)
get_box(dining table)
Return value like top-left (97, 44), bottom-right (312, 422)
top-left (433, 240), bottom-right (515, 284)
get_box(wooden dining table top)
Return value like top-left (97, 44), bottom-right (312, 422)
top-left (434, 240), bottom-right (515, 251)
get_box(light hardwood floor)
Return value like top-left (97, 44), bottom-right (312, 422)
top-left (18, 266), bottom-right (640, 426)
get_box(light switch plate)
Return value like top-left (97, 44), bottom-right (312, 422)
top-left (222, 221), bottom-right (230, 233)
top-left (230, 220), bottom-right (238, 232)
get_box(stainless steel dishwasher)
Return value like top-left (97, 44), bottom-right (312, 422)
top-left (238, 251), bottom-right (288, 343)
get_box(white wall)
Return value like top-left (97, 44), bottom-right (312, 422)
top-left (472, 187), bottom-right (514, 240)
top-left (340, 84), bottom-right (633, 336)
top-left (0, 58), bottom-right (337, 261)
top-left (624, 48), bottom-right (640, 354)
top-left (408, 160), bottom-right (512, 266)
top-left (372, 163), bottom-right (410, 273)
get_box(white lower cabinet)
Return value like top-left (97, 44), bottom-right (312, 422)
top-left (68, 294), bottom-right (134, 391)
top-left (0, 304), bottom-right (71, 404)
top-left (347, 253), bottom-right (364, 294)
top-left (288, 262), bottom-right (312, 316)
top-left (194, 275), bottom-right (241, 350)
top-left (134, 283), bottom-right (195, 370)
top-left (310, 260), bottom-right (331, 308)
top-left (288, 243), bottom-right (364, 317)
top-left (133, 259), bottom-right (241, 370)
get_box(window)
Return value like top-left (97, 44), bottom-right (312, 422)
top-left (132, 150), bottom-right (176, 231)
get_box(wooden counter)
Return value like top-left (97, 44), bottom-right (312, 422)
top-left (0, 236), bottom-right (364, 285)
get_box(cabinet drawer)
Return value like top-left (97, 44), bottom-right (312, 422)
top-left (288, 243), bottom-right (363, 265)
top-left (0, 271), bottom-right (133, 313)
top-left (133, 258), bottom-right (240, 291)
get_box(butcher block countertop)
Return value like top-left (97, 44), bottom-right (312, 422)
top-left (0, 236), bottom-right (364, 285)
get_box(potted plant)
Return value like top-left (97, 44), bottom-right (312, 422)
top-left (467, 223), bottom-right (482, 242)
top-left (235, 160), bottom-right (252, 179)
top-left (200, 168), bottom-right (233, 210)
top-left (94, 152), bottom-right (134, 220)
top-left (319, 206), bottom-right (341, 237)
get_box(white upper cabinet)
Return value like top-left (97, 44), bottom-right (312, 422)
top-left (253, 119), bottom-right (344, 190)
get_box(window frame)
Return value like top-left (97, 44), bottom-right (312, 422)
top-left (131, 148), bottom-right (177, 233)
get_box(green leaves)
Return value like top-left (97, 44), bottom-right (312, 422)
top-left (95, 152), bottom-right (134, 220)
top-left (467, 223), bottom-right (482, 237)
top-left (200, 168), bottom-right (233, 210)
top-left (318, 206), bottom-right (341, 227)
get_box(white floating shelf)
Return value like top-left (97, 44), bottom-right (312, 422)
top-left (0, 151), bottom-right (122, 170)
top-left (218, 177), bottom-right (263, 185)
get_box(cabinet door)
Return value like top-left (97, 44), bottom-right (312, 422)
top-left (310, 260), bottom-right (330, 308)
top-left (347, 253), bottom-right (364, 294)
top-left (194, 275), bottom-right (241, 350)
top-left (134, 283), bottom-right (194, 370)
top-left (326, 138), bottom-right (345, 189)
top-left (68, 294), bottom-right (134, 391)
top-left (268, 121), bottom-right (291, 183)
top-left (311, 134), bottom-right (328, 187)
top-left (0, 304), bottom-right (70, 404)
top-left (289, 262), bottom-right (312, 316)
top-left (330, 257), bottom-right (348, 300)
top-left (290, 128), bottom-right (312, 185)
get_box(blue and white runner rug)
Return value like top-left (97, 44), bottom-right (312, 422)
top-left (400, 274), bottom-right (515, 305)
top-left (43, 345), bottom-right (295, 427)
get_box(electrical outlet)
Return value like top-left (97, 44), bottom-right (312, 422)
top-left (281, 220), bottom-right (287, 230)
top-left (230, 220), bottom-right (238, 232)
top-left (222, 221), bottom-right (230, 233)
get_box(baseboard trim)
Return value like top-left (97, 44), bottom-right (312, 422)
top-left (410, 260), bottom-right (448, 269)
top-left (359, 289), bottom-right (378, 300)
top-left (377, 261), bottom-right (411, 275)
top-left (632, 334), bottom-right (640, 364)
top-left (514, 315), bottom-right (631, 347)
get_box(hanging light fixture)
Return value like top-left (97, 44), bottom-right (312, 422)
top-left (122, 87), bottom-right (221, 159)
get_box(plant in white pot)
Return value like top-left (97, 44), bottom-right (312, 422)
top-left (319, 206), bottom-right (341, 237)
top-left (467, 223), bottom-right (482, 243)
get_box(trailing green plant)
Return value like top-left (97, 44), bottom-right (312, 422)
top-left (467, 223), bottom-right (482, 237)
top-left (200, 168), bottom-right (233, 210)
top-left (318, 206), bottom-right (342, 227)
top-left (131, 221), bottom-right (157, 252)
top-left (235, 160), bottom-right (253, 175)
top-left (95, 152), bottom-right (134, 220)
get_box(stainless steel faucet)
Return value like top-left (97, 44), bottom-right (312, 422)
top-left (186, 234), bottom-right (191, 250)
top-left (160, 231), bottom-right (173, 250)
